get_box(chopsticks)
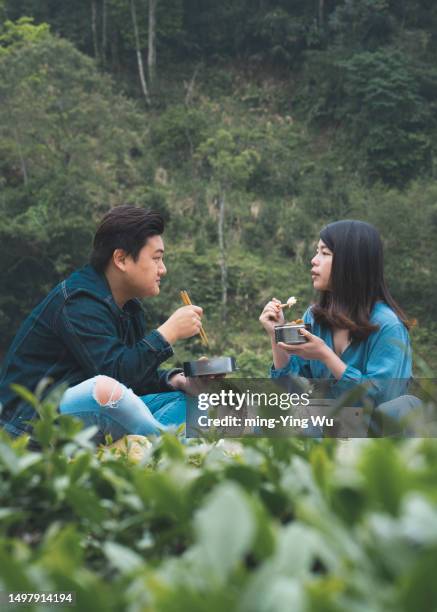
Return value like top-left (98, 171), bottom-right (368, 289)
top-left (278, 296), bottom-right (297, 309)
top-left (180, 290), bottom-right (209, 347)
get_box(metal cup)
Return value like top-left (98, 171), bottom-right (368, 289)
top-left (274, 323), bottom-right (312, 345)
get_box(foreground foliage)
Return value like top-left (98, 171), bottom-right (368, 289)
top-left (1, 391), bottom-right (437, 611)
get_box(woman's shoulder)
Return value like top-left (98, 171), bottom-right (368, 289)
top-left (370, 301), bottom-right (408, 334)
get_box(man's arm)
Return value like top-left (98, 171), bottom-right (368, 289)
top-left (55, 295), bottom-right (198, 393)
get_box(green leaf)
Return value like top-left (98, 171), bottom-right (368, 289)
top-left (39, 525), bottom-right (84, 574)
top-left (68, 452), bottom-right (92, 483)
top-left (360, 441), bottom-right (408, 515)
top-left (103, 541), bottom-right (144, 574)
top-left (0, 539), bottom-right (36, 591)
top-left (0, 442), bottom-right (20, 474)
top-left (16, 452), bottom-right (42, 473)
top-left (9, 384), bottom-right (40, 411)
top-left (310, 445), bottom-right (331, 496)
top-left (65, 484), bottom-right (106, 524)
top-left (250, 577), bottom-right (305, 612)
top-left (195, 481), bottom-right (255, 583)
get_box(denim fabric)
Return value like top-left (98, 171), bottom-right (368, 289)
top-left (59, 376), bottom-right (186, 443)
top-left (0, 264), bottom-right (182, 438)
top-left (370, 394), bottom-right (423, 436)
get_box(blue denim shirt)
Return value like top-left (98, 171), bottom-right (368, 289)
top-left (271, 301), bottom-right (413, 405)
top-left (0, 264), bottom-right (181, 437)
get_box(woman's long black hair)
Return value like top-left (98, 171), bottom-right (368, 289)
top-left (311, 220), bottom-right (410, 340)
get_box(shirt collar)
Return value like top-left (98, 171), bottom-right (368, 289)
top-left (86, 264), bottom-right (144, 315)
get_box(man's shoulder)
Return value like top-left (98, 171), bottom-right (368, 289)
top-left (62, 265), bottom-right (144, 318)
top-left (27, 266), bottom-right (111, 322)
top-left (63, 265), bottom-right (109, 299)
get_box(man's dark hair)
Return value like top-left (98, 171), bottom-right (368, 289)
top-left (312, 219), bottom-right (410, 341)
top-left (90, 206), bottom-right (165, 273)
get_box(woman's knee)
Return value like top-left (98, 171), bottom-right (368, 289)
top-left (94, 375), bottom-right (124, 406)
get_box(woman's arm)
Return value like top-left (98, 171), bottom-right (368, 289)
top-left (270, 335), bottom-right (291, 370)
top-left (259, 298), bottom-right (289, 369)
top-left (319, 345), bottom-right (347, 379)
top-left (260, 302), bottom-right (314, 377)
top-left (277, 328), bottom-right (346, 378)
top-left (277, 323), bottom-right (412, 405)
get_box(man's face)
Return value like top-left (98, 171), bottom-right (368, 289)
top-left (124, 235), bottom-right (167, 298)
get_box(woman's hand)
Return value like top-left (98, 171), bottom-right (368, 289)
top-left (277, 327), bottom-right (330, 361)
top-left (259, 298), bottom-right (285, 336)
top-left (278, 329), bottom-right (348, 379)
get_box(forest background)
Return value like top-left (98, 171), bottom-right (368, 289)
top-left (1, 0), bottom-right (436, 377)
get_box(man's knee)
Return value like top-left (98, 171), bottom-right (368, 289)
top-left (94, 376), bottom-right (124, 406)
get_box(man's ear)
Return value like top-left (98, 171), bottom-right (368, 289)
top-left (112, 248), bottom-right (129, 271)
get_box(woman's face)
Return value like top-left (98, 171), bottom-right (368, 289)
top-left (311, 239), bottom-right (333, 291)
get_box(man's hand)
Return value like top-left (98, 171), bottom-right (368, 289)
top-left (168, 372), bottom-right (209, 396)
top-left (259, 298), bottom-right (285, 336)
top-left (158, 305), bottom-right (203, 345)
top-left (169, 354), bottom-right (227, 396)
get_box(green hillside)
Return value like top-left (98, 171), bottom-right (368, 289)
top-left (1, 3), bottom-right (436, 373)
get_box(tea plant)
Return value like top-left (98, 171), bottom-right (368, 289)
top-left (1, 387), bottom-right (437, 611)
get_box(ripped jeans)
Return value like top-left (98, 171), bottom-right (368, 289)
top-left (59, 376), bottom-right (186, 444)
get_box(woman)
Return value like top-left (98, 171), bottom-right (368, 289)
top-left (259, 220), bottom-right (413, 407)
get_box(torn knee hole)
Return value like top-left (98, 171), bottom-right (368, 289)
top-left (94, 376), bottom-right (123, 406)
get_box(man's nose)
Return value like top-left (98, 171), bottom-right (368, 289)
top-left (160, 261), bottom-right (167, 276)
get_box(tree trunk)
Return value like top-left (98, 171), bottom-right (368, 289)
top-left (130, 0), bottom-right (151, 106)
top-left (148, 0), bottom-right (157, 85)
top-left (318, 0), bottom-right (325, 28)
top-left (184, 63), bottom-right (201, 106)
top-left (14, 128), bottom-right (28, 186)
top-left (101, 0), bottom-right (107, 65)
top-left (110, 28), bottom-right (121, 74)
top-left (217, 191), bottom-right (228, 322)
top-left (91, 0), bottom-right (99, 61)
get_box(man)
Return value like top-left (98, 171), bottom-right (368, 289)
top-left (0, 205), bottom-right (203, 446)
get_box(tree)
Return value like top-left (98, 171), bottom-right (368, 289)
top-left (91, 0), bottom-right (99, 60)
top-left (0, 24), bottom-right (153, 352)
top-left (197, 130), bottom-right (259, 321)
top-left (148, 0), bottom-right (157, 84)
top-left (130, 0), bottom-right (151, 105)
top-left (338, 50), bottom-right (432, 186)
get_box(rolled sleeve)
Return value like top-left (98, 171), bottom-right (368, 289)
top-left (160, 367), bottom-right (184, 390)
top-left (141, 330), bottom-right (174, 360)
top-left (270, 355), bottom-right (312, 379)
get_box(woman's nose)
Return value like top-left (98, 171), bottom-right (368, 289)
top-left (311, 255), bottom-right (318, 266)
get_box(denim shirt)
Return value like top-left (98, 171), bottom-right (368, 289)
top-left (0, 264), bottom-right (181, 437)
top-left (271, 301), bottom-right (413, 406)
